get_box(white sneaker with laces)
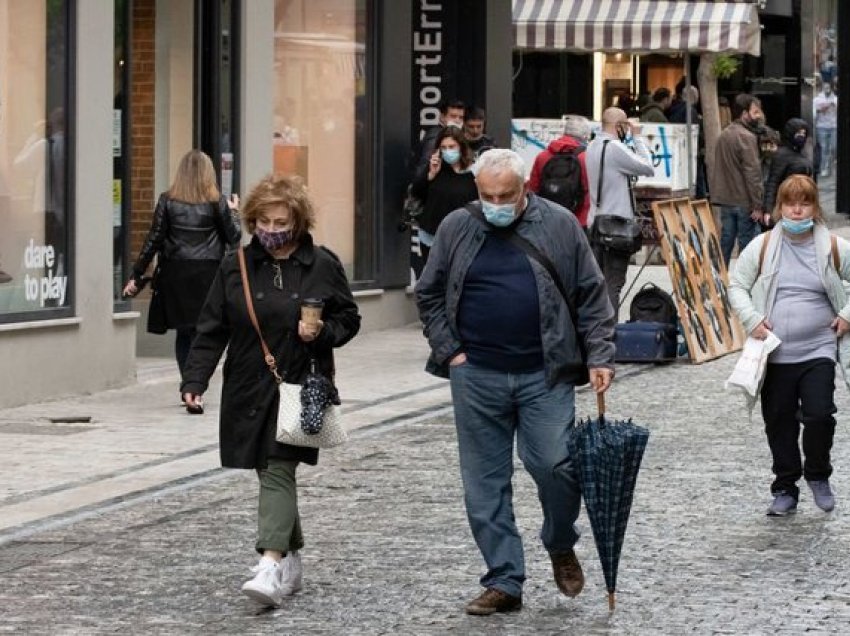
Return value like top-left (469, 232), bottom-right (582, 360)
top-left (241, 556), bottom-right (283, 606)
top-left (280, 551), bottom-right (303, 595)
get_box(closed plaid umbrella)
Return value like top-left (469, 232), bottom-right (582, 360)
top-left (566, 393), bottom-right (650, 610)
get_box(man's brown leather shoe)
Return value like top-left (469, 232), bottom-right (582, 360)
top-left (550, 549), bottom-right (584, 597)
top-left (465, 588), bottom-right (522, 616)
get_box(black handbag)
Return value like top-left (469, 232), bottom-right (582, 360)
top-left (593, 215), bottom-right (642, 254)
top-left (591, 140), bottom-right (643, 254)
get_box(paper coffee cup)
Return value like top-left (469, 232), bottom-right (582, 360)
top-left (301, 298), bottom-right (324, 327)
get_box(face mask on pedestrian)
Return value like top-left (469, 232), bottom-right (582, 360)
top-left (441, 148), bottom-right (461, 165)
top-left (791, 134), bottom-right (806, 150)
top-left (781, 217), bottom-right (814, 235)
top-left (481, 200), bottom-right (520, 227)
top-left (255, 226), bottom-right (293, 252)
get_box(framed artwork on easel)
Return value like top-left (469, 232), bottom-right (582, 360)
top-left (651, 198), bottom-right (746, 363)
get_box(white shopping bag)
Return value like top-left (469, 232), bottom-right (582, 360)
top-left (725, 332), bottom-right (782, 397)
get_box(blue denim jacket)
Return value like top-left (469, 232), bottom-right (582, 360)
top-left (415, 194), bottom-right (616, 386)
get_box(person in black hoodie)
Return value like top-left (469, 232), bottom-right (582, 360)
top-left (763, 118), bottom-right (813, 225)
top-left (411, 126), bottom-right (478, 263)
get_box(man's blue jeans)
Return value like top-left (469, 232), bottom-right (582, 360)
top-left (817, 127), bottom-right (837, 175)
top-left (720, 205), bottom-right (759, 266)
top-left (449, 362), bottom-right (581, 598)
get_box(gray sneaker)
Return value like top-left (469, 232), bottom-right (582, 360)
top-left (807, 480), bottom-right (835, 512)
top-left (767, 493), bottom-right (797, 516)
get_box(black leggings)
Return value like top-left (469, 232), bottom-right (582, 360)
top-left (760, 358), bottom-right (837, 499)
top-left (175, 326), bottom-right (197, 377)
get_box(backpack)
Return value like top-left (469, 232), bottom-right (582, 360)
top-left (629, 283), bottom-right (678, 325)
top-left (538, 148), bottom-right (585, 213)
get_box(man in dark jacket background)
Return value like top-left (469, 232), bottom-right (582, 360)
top-left (763, 118), bottom-right (813, 217)
top-left (711, 93), bottom-right (765, 265)
top-left (639, 87), bottom-right (671, 123)
top-left (412, 98), bottom-right (466, 179)
top-left (416, 148), bottom-right (615, 616)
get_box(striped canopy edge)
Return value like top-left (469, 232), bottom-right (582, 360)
top-left (513, 0), bottom-right (761, 56)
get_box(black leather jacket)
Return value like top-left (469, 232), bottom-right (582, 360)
top-left (132, 193), bottom-right (241, 278)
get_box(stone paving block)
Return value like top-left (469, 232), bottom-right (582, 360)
top-left (2, 355), bottom-right (850, 633)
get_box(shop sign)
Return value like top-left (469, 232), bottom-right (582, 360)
top-left (410, 1), bottom-right (457, 149)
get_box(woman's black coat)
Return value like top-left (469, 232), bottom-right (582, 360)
top-left (180, 235), bottom-right (361, 469)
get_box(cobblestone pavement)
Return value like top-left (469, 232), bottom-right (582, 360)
top-left (2, 353), bottom-right (850, 635)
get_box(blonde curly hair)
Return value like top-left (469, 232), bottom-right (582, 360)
top-left (241, 174), bottom-right (316, 239)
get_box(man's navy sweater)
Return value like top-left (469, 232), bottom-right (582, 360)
top-left (457, 233), bottom-right (543, 372)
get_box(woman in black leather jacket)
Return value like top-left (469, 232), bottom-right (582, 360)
top-left (123, 150), bottom-right (241, 397)
top-left (763, 118), bottom-right (814, 223)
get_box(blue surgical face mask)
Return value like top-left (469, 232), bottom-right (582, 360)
top-left (441, 148), bottom-right (461, 165)
top-left (481, 200), bottom-right (519, 227)
top-left (781, 217), bottom-right (814, 235)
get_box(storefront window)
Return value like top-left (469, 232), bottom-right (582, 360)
top-left (0, 0), bottom-right (72, 320)
top-left (273, 0), bottom-right (372, 282)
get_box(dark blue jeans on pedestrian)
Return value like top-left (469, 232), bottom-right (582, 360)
top-left (760, 358), bottom-right (837, 499)
top-left (720, 205), bottom-right (760, 266)
top-left (449, 361), bottom-right (581, 598)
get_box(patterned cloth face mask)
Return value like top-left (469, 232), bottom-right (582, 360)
top-left (255, 227), bottom-right (293, 253)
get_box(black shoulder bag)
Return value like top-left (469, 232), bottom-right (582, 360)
top-left (464, 203), bottom-right (590, 386)
top-left (592, 140), bottom-right (643, 254)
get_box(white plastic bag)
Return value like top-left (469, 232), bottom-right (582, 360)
top-left (725, 332), bottom-right (782, 397)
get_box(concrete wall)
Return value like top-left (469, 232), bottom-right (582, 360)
top-left (0, 0), bottom-right (137, 408)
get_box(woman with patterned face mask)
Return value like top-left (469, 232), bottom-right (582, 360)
top-left (729, 174), bottom-right (850, 517)
top-left (181, 174), bottom-right (361, 607)
top-left (411, 126), bottom-right (478, 263)
top-left (762, 118), bottom-right (814, 227)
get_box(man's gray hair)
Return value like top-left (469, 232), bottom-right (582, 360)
top-left (562, 114), bottom-right (591, 142)
top-left (473, 148), bottom-right (526, 181)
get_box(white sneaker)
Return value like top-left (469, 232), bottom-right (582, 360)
top-left (280, 551), bottom-right (303, 595)
top-left (241, 556), bottom-right (283, 606)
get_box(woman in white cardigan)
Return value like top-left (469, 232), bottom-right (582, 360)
top-left (729, 174), bottom-right (850, 517)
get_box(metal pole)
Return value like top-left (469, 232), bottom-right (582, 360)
top-left (685, 52), bottom-right (694, 197)
top-left (837, 0), bottom-right (850, 215)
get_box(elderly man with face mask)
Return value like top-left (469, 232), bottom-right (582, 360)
top-left (415, 149), bottom-right (616, 616)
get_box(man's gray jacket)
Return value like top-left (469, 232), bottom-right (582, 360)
top-left (415, 194), bottom-right (616, 386)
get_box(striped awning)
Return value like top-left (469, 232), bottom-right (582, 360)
top-left (513, 0), bottom-right (761, 56)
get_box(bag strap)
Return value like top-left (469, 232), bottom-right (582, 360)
top-left (596, 140), bottom-right (610, 210)
top-left (464, 203), bottom-right (581, 332)
top-left (237, 247), bottom-right (283, 384)
top-left (758, 229), bottom-right (840, 276)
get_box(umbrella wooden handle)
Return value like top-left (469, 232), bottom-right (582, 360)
top-left (597, 392), bottom-right (606, 417)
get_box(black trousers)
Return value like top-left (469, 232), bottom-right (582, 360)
top-left (175, 326), bottom-right (197, 377)
top-left (760, 358), bottom-right (837, 499)
top-left (591, 243), bottom-right (630, 315)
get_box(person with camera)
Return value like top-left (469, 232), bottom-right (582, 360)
top-left (585, 108), bottom-right (655, 314)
